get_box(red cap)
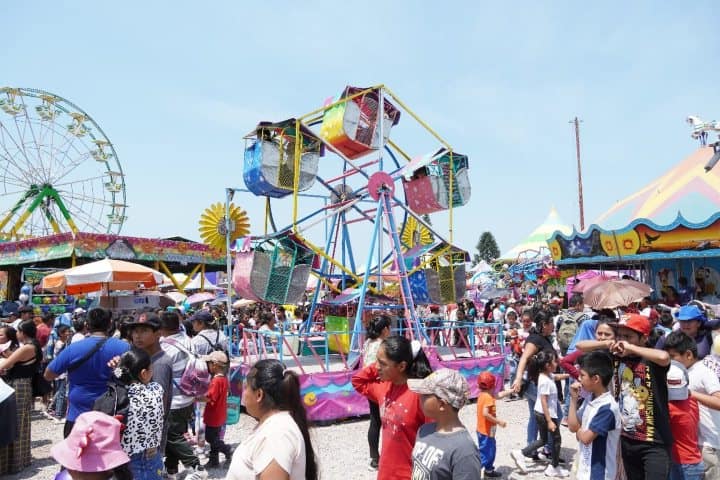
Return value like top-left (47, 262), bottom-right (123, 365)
top-left (477, 371), bottom-right (496, 390)
top-left (617, 314), bottom-right (651, 336)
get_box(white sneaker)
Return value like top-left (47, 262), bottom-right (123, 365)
top-left (544, 465), bottom-right (570, 477)
top-left (511, 450), bottom-right (528, 473)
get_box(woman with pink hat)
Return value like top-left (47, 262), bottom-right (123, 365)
top-left (51, 411), bottom-right (132, 480)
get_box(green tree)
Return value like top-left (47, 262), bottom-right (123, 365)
top-left (474, 231), bottom-right (500, 265)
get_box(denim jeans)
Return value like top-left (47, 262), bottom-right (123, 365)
top-left (130, 449), bottom-right (163, 480)
top-left (507, 355), bottom-right (519, 387)
top-left (477, 433), bottom-right (497, 471)
top-left (524, 381), bottom-right (539, 445)
top-left (670, 462), bottom-right (705, 480)
top-left (53, 378), bottom-right (67, 419)
top-left (562, 377), bottom-right (571, 418)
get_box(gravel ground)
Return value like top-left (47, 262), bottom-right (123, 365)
top-left (11, 397), bottom-right (579, 479)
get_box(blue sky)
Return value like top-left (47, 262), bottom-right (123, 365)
top-left (4, 1), bottom-right (720, 259)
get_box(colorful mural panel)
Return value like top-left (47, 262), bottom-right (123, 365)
top-left (0, 232), bottom-right (225, 266)
top-left (227, 353), bottom-right (506, 423)
top-left (548, 212), bottom-right (720, 265)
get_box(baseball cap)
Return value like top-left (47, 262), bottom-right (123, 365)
top-left (18, 305), bottom-right (33, 314)
top-left (615, 314), bottom-right (651, 337)
top-left (675, 305), bottom-right (705, 322)
top-left (477, 371), bottom-right (496, 390)
top-left (667, 360), bottom-right (689, 401)
top-left (407, 368), bottom-right (469, 409)
top-left (190, 311), bottom-right (215, 325)
top-left (201, 350), bottom-right (228, 364)
top-left (126, 313), bottom-right (161, 331)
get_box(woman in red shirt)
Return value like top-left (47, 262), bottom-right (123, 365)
top-left (352, 335), bottom-right (433, 480)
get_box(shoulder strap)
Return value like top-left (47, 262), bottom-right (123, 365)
top-left (67, 337), bottom-right (109, 373)
top-left (199, 333), bottom-right (214, 348)
top-left (163, 337), bottom-right (194, 357)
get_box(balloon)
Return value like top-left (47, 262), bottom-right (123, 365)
top-left (43, 297), bottom-right (52, 304)
top-left (33, 284), bottom-right (43, 293)
top-left (32, 296), bottom-right (42, 305)
top-left (20, 284), bottom-right (31, 295)
top-left (18, 293), bottom-right (28, 303)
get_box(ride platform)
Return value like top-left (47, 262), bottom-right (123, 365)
top-left (226, 322), bottom-right (506, 423)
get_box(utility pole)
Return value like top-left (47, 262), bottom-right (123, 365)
top-left (570, 117), bottom-right (585, 230)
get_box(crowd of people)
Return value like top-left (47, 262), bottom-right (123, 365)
top-left (0, 304), bottom-right (317, 480)
top-left (349, 291), bottom-right (720, 480)
top-left (1, 286), bottom-right (720, 480)
top-left (503, 293), bottom-right (720, 480)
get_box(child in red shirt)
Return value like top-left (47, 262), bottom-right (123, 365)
top-left (667, 361), bottom-right (704, 480)
top-left (352, 336), bottom-right (433, 480)
top-left (200, 351), bottom-right (233, 468)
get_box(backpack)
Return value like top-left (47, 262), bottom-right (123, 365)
top-left (199, 331), bottom-right (226, 354)
top-left (163, 337), bottom-right (211, 397)
top-left (557, 311), bottom-right (586, 354)
top-left (93, 380), bottom-right (130, 429)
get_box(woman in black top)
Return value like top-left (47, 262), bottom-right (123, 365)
top-left (0, 320), bottom-right (41, 474)
top-left (510, 310), bottom-right (557, 448)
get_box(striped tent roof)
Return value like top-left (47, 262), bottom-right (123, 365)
top-left (596, 146), bottom-right (720, 229)
top-left (501, 207), bottom-right (572, 260)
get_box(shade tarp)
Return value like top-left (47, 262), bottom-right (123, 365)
top-left (501, 207), bottom-right (572, 260)
top-left (41, 258), bottom-right (164, 294)
top-left (184, 274), bottom-right (219, 291)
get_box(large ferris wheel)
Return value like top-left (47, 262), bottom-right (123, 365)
top-left (0, 87), bottom-right (126, 240)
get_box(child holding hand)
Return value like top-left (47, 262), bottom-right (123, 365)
top-left (476, 371), bottom-right (513, 478)
top-left (199, 351), bottom-right (233, 469)
top-left (512, 351), bottom-right (570, 477)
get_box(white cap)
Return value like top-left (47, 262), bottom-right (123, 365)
top-left (667, 360), bottom-right (689, 401)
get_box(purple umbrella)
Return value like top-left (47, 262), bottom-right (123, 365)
top-left (186, 292), bottom-right (216, 305)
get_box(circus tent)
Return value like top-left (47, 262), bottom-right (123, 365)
top-left (595, 147), bottom-right (720, 228)
top-left (501, 207), bottom-right (572, 260)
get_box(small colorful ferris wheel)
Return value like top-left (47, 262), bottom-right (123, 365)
top-left (233, 85), bottom-right (474, 350)
top-left (0, 87), bottom-right (127, 240)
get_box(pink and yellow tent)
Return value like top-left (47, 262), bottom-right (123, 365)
top-left (596, 147), bottom-right (720, 229)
